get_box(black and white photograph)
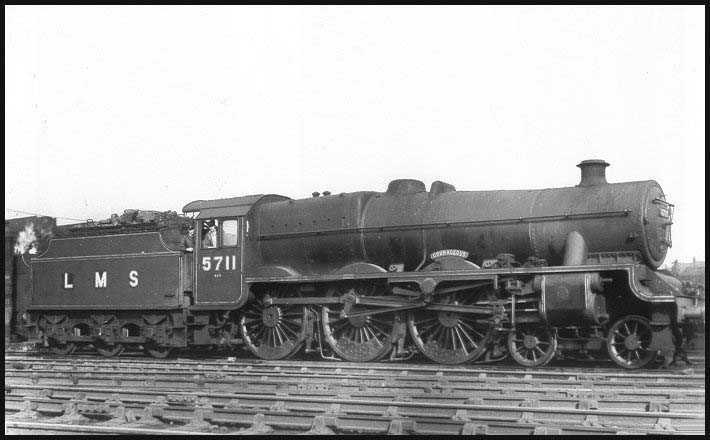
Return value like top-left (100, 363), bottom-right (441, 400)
top-left (4, 4), bottom-right (705, 436)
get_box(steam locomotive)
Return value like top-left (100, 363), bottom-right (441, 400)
top-left (6, 160), bottom-right (704, 368)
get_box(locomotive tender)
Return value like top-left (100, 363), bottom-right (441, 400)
top-left (15, 160), bottom-right (704, 368)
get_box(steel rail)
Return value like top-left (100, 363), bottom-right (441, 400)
top-left (7, 368), bottom-right (705, 400)
top-left (4, 421), bottom-right (219, 436)
top-left (5, 354), bottom-right (704, 380)
top-left (5, 368), bottom-right (706, 395)
top-left (5, 385), bottom-right (703, 434)
top-left (5, 380), bottom-right (705, 414)
top-left (5, 383), bottom-right (704, 420)
top-left (5, 357), bottom-right (705, 383)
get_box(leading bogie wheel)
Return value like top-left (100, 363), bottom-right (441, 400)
top-left (321, 283), bottom-right (394, 362)
top-left (507, 325), bottom-right (557, 367)
top-left (240, 286), bottom-right (305, 360)
top-left (606, 315), bottom-right (656, 369)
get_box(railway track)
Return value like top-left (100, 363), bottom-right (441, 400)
top-left (5, 353), bottom-right (705, 382)
top-left (5, 354), bottom-right (705, 435)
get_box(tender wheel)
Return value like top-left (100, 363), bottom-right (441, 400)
top-left (408, 292), bottom-right (493, 364)
top-left (49, 340), bottom-right (77, 356)
top-left (322, 283), bottom-right (394, 362)
top-left (95, 342), bottom-right (125, 357)
top-left (607, 315), bottom-right (656, 369)
top-left (240, 287), bottom-right (305, 360)
top-left (144, 342), bottom-right (173, 358)
top-left (508, 325), bottom-right (557, 367)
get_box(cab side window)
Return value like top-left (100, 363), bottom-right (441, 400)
top-left (222, 220), bottom-right (239, 247)
top-left (201, 219), bottom-right (219, 249)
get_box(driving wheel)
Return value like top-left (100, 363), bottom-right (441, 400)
top-left (322, 283), bottom-right (394, 362)
top-left (240, 286), bottom-right (305, 360)
top-left (408, 291), bottom-right (493, 364)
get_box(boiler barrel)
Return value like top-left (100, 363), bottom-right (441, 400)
top-left (252, 162), bottom-right (671, 274)
top-left (423, 180), bottom-right (670, 268)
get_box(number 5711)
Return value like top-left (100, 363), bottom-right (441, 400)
top-left (201, 255), bottom-right (237, 271)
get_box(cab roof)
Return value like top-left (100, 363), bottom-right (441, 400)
top-left (182, 194), bottom-right (289, 218)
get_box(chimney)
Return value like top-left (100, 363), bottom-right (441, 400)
top-left (577, 159), bottom-right (609, 187)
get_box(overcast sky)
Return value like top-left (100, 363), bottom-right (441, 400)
top-left (5, 6), bottom-right (705, 265)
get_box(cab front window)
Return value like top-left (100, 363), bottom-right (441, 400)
top-left (222, 220), bottom-right (239, 247)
